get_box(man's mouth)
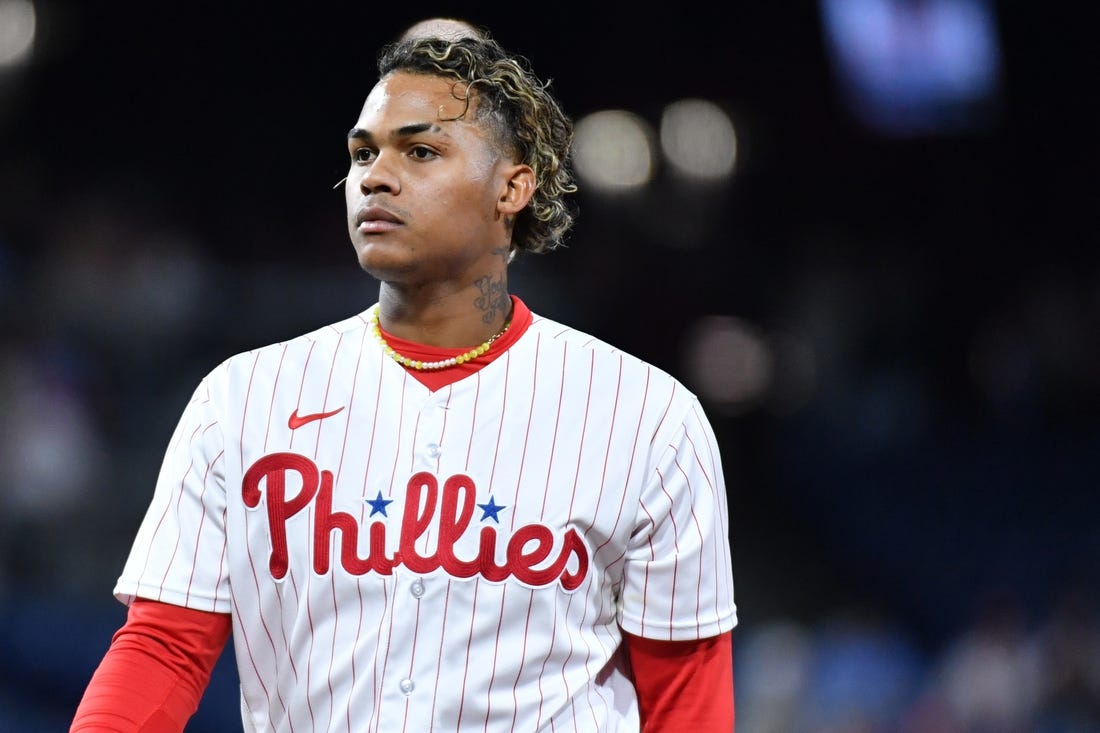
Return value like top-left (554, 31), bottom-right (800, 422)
top-left (356, 205), bottom-right (403, 233)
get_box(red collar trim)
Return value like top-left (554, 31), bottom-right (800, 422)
top-left (375, 296), bottom-right (532, 390)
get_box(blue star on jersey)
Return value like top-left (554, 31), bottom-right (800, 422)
top-left (365, 491), bottom-right (394, 517)
top-left (477, 496), bottom-right (507, 523)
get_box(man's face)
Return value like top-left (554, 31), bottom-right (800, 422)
top-left (345, 71), bottom-right (513, 286)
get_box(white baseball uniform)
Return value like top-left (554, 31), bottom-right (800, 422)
top-left (114, 297), bottom-right (737, 732)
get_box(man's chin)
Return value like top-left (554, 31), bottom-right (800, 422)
top-left (355, 248), bottom-right (415, 284)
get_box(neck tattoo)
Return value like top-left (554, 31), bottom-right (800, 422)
top-left (369, 310), bottom-right (512, 371)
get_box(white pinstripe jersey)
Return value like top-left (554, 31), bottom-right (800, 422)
top-left (115, 299), bottom-right (737, 732)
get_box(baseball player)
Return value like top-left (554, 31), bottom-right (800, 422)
top-left (71, 20), bottom-right (737, 732)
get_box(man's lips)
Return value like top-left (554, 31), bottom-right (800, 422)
top-left (355, 205), bottom-right (403, 233)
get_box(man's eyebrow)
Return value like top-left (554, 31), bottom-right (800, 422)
top-left (347, 127), bottom-right (372, 142)
top-left (347, 122), bottom-right (438, 143)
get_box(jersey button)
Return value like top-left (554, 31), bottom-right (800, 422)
top-left (410, 579), bottom-right (425, 598)
top-left (399, 678), bottom-right (415, 695)
top-left (426, 442), bottom-right (441, 458)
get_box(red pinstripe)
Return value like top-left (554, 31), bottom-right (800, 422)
top-left (455, 577), bottom-right (483, 731)
top-left (135, 423), bottom-right (199, 586)
top-left (231, 592), bottom-right (278, 729)
top-left (320, 326), bottom-right (365, 733)
top-left (289, 341), bottom-right (317, 452)
top-left (533, 595), bottom-right (561, 730)
top-left (398, 591), bottom-right (424, 733)
top-left (212, 499), bottom-right (228, 609)
top-left (156, 461), bottom-right (191, 597)
top-left (509, 589), bottom-right (538, 731)
top-left (589, 356), bottom-right (625, 557)
top-left (486, 351), bottom-right (510, 493)
top-left (480, 351), bottom-right (512, 731)
top-left (692, 403), bottom-right (735, 614)
top-left (675, 452), bottom-right (708, 635)
top-left (462, 371), bottom-right (481, 469)
top-left (238, 348), bottom-right (260, 467)
top-left (564, 344), bottom-right (589, 521)
top-left (507, 333), bottom-right (540, 532)
top-left (318, 332), bottom-right (354, 730)
top-left (428, 581), bottom-right (454, 730)
top-left (516, 335), bottom-right (565, 727)
top-left (637, 498), bottom-right (657, 638)
top-left (353, 345), bottom-right (386, 732)
top-left (184, 451), bottom-right (221, 605)
top-left (654, 465), bottom-right (681, 637)
top-left (265, 344), bottom-right (290, 454)
top-left (365, 580), bottom-right (391, 733)
top-left (483, 587), bottom-right (509, 733)
top-left (372, 370), bottom-right (411, 733)
top-left (239, 350), bottom-right (294, 729)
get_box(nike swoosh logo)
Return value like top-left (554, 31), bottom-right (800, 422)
top-left (288, 406), bottom-right (345, 430)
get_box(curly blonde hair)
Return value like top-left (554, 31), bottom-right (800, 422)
top-left (376, 35), bottom-right (578, 256)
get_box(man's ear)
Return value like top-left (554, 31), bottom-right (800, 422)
top-left (497, 164), bottom-right (535, 215)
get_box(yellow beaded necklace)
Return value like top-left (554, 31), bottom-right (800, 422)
top-left (369, 310), bottom-right (512, 371)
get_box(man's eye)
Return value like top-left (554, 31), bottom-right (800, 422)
top-left (409, 146), bottom-right (437, 160)
top-left (352, 148), bottom-right (374, 164)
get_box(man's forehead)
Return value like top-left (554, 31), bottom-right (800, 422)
top-left (357, 72), bottom-right (475, 125)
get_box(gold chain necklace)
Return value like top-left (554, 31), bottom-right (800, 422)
top-left (369, 310), bottom-right (511, 371)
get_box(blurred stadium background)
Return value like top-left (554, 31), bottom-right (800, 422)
top-left (0, 1), bottom-right (1097, 730)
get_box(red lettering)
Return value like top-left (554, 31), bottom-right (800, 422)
top-left (399, 472), bottom-right (440, 573)
top-left (558, 529), bottom-right (589, 591)
top-left (242, 452), bottom-right (320, 579)
top-left (438, 474), bottom-right (480, 577)
top-left (478, 526), bottom-right (510, 582)
top-left (242, 456), bottom-right (591, 590)
top-left (508, 525), bottom-right (557, 586)
top-left (313, 469), bottom-right (397, 576)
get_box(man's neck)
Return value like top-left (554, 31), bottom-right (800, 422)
top-left (376, 283), bottom-right (514, 348)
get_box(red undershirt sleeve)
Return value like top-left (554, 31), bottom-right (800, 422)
top-left (624, 630), bottom-right (735, 732)
top-left (70, 598), bottom-right (232, 733)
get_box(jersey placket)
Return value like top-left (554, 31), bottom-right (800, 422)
top-left (376, 387), bottom-right (450, 731)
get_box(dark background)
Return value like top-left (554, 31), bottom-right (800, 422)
top-left (0, 1), bottom-right (1097, 730)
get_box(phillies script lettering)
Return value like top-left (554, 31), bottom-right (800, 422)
top-left (243, 452), bottom-right (589, 590)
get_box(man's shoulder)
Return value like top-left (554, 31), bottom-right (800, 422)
top-left (526, 311), bottom-right (689, 389)
top-left (209, 307), bottom-right (375, 378)
top-left (526, 311), bottom-right (619, 355)
top-left (524, 312), bottom-right (705, 437)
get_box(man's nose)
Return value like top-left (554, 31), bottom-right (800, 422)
top-left (360, 150), bottom-right (400, 194)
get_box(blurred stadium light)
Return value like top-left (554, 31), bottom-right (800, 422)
top-left (660, 98), bottom-right (738, 181)
top-left (572, 109), bottom-right (655, 192)
top-left (682, 316), bottom-right (819, 418)
top-left (818, 0), bottom-right (1002, 136)
top-left (0, 0), bottom-right (35, 68)
top-left (682, 315), bottom-right (774, 415)
top-left (573, 100), bottom-right (739, 192)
